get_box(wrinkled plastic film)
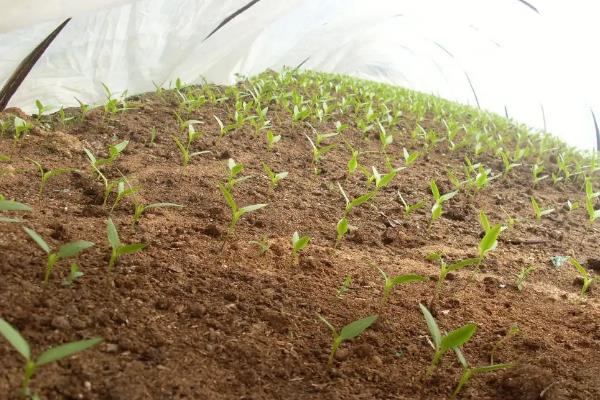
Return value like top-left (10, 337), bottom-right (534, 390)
top-left (0, 0), bottom-right (597, 150)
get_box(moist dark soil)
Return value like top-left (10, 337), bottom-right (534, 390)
top-left (0, 76), bottom-right (599, 400)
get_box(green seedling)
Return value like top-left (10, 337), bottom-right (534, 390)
top-left (107, 218), bottom-right (146, 272)
top-left (479, 210), bottom-right (507, 234)
top-left (478, 224), bottom-right (502, 261)
top-left (479, 209), bottom-right (491, 233)
top-left (337, 275), bottom-right (352, 298)
top-left (556, 153), bottom-right (574, 182)
top-left (472, 165), bottom-right (492, 192)
top-left (152, 81), bottom-right (165, 99)
top-left (303, 132), bottom-right (335, 173)
top-left (515, 266), bottom-right (535, 291)
top-left (318, 314), bottom-right (378, 366)
top-left (0, 199), bottom-right (31, 223)
top-left (451, 347), bottom-right (512, 400)
top-left (62, 263), bottom-right (84, 286)
top-left (490, 324), bottom-right (520, 364)
top-left (75, 98), bottom-right (90, 121)
top-left (171, 123), bottom-right (209, 167)
top-left (249, 237), bottom-right (270, 255)
top-left (371, 167), bottom-right (398, 191)
top-left (265, 130), bottom-right (281, 151)
top-left (530, 196), bottom-right (554, 222)
top-left (28, 159), bottom-right (72, 197)
top-left (378, 122), bottom-right (393, 152)
top-left (500, 206), bottom-right (520, 230)
top-left (402, 147), bottom-right (420, 166)
top-left (101, 83), bottom-right (132, 114)
top-left (347, 147), bottom-right (360, 176)
top-left (551, 172), bottom-right (563, 185)
top-left (57, 107), bottom-right (74, 124)
top-left (262, 163), bottom-right (288, 189)
top-left (427, 253), bottom-right (480, 305)
top-left (585, 178), bottom-right (600, 223)
top-left (398, 192), bottom-right (425, 216)
top-left (569, 258), bottom-right (595, 296)
top-left (447, 169), bottom-right (463, 191)
top-left (292, 104), bottom-right (311, 123)
top-left (430, 179), bottom-right (458, 226)
top-left (13, 116), bottom-right (32, 143)
top-left (213, 115), bottom-right (236, 137)
top-left (463, 158), bottom-right (493, 193)
top-left (419, 303), bottom-right (477, 377)
top-left (0, 119), bottom-right (9, 137)
top-left (226, 158), bottom-right (251, 189)
top-left (337, 183), bottom-right (375, 215)
top-left (500, 150), bottom-right (521, 175)
top-left (336, 217), bottom-right (349, 244)
top-left (133, 202), bottom-right (183, 224)
top-left (0, 318), bottom-right (102, 398)
top-left (565, 200), bottom-right (579, 212)
top-left (148, 127), bottom-right (158, 146)
top-left (291, 231), bottom-right (310, 264)
top-left (176, 86), bottom-right (207, 112)
top-left (248, 106), bottom-right (271, 135)
top-left (585, 197), bottom-right (600, 223)
top-left (531, 163), bottom-right (548, 186)
top-left (335, 120), bottom-right (348, 133)
top-left (110, 179), bottom-right (138, 212)
top-left (34, 100), bottom-right (52, 120)
top-left (23, 227), bottom-right (94, 285)
top-left (376, 266), bottom-right (426, 303)
top-left (84, 140), bottom-right (129, 172)
top-left (219, 184), bottom-right (267, 242)
top-left (174, 114), bottom-right (201, 132)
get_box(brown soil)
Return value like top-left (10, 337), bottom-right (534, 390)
top-left (1, 74), bottom-right (599, 400)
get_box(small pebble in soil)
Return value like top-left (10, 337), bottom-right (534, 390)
top-left (329, 368), bottom-right (344, 378)
top-left (188, 304), bottom-right (207, 318)
top-left (334, 348), bottom-right (350, 361)
top-left (201, 223), bottom-right (221, 238)
top-left (353, 344), bottom-right (373, 358)
top-left (405, 344), bottom-right (419, 356)
top-left (372, 355), bottom-right (383, 367)
top-left (105, 343), bottom-right (119, 353)
top-left (573, 276), bottom-right (583, 286)
top-left (586, 258), bottom-right (600, 272)
top-left (51, 316), bottom-right (70, 330)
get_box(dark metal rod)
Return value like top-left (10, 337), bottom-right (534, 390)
top-left (0, 18), bottom-right (71, 111)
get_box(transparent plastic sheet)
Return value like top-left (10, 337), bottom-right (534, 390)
top-left (0, 0), bottom-right (598, 150)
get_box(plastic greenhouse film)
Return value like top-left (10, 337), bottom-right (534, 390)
top-left (0, 0), bottom-right (598, 149)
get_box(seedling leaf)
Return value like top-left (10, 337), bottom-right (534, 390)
top-left (317, 314), bottom-right (336, 333)
top-left (0, 200), bottom-right (31, 212)
top-left (447, 258), bottom-right (480, 272)
top-left (391, 274), bottom-right (427, 286)
top-left (479, 224), bottom-right (502, 259)
top-left (419, 303), bottom-right (441, 348)
top-left (116, 243), bottom-right (147, 256)
top-left (339, 315), bottom-right (378, 341)
top-left (106, 218), bottom-right (121, 248)
top-left (219, 184), bottom-right (237, 213)
top-left (239, 204), bottom-right (267, 214)
top-left (56, 241), bottom-right (95, 259)
top-left (0, 318), bottom-right (30, 360)
top-left (36, 338), bottom-right (103, 366)
top-left (23, 227), bottom-right (51, 254)
top-left (441, 324), bottom-right (477, 351)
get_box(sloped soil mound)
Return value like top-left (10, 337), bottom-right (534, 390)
top-left (0, 71), bottom-right (599, 399)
